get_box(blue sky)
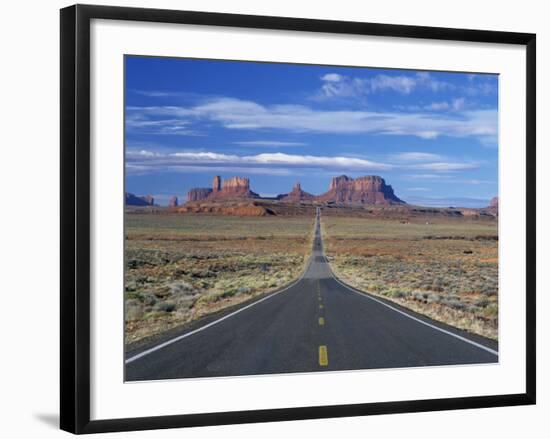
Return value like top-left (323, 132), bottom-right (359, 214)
top-left (125, 56), bottom-right (498, 207)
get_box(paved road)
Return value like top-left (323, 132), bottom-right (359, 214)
top-left (126, 208), bottom-right (497, 381)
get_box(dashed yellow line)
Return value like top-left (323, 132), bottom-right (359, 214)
top-left (318, 317), bottom-right (325, 326)
top-left (319, 345), bottom-right (328, 366)
top-left (319, 304), bottom-right (323, 309)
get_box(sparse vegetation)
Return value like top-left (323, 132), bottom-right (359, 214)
top-left (125, 213), bottom-right (314, 344)
top-left (321, 214), bottom-right (498, 339)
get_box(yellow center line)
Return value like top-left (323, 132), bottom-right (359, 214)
top-left (319, 345), bottom-right (328, 366)
top-left (318, 317), bottom-right (325, 326)
top-left (319, 304), bottom-right (324, 309)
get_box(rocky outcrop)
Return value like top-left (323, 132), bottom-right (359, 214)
top-left (488, 196), bottom-right (498, 209)
top-left (187, 188), bottom-right (212, 202)
top-left (185, 174), bottom-right (403, 206)
top-left (187, 176), bottom-right (258, 202)
top-left (125, 192), bottom-right (155, 206)
top-left (212, 176), bottom-right (221, 193)
top-left (218, 176), bottom-right (257, 198)
top-left (280, 182), bottom-right (315, 202)
top-left (178, 202), bottom-right (274, 216)
top-left (316, 175), bottom-right (405, 205)
top-left (168, 196), bottom-right (179, 208)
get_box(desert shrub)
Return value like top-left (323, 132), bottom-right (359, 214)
top-left (445, 299), bottom-right (466, 310)
top-left (143, 311), bottom-right (167, 320)
top-left (125, 299), bottom-right (144, 322)
top-left (142, 293), bottom-right (157, 306)
top-left (481, 284), bottom-right (497, 296)
top-left (154, 302), bottom-right (176, 312)
top-left (235, 286), bottom-right (252, 295)
top-left (427, 294), bottom-right (442, 303)
top-left (169, 281), bottom-right (196, 296)
top-left (385, 288), bottom-right (408, 299)
top-left (125, 291), bottom-right (143, 301)
top-left (482, 304), bottom-right (498, 318)
top-left (475, 298), bottom-right (491, 308)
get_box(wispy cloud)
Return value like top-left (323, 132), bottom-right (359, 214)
top-left (232, 140), bottom-right (307, 147)
top-left (413, 162), bottom-right (480, 172)
top-left (404, 174), bottom-right (495, 185)
top-left (317, 74), bottom-right (368, 100)
top-left (404, 173), bottom-right (452, 180)
top-left (406, 187), bottom-right (430, 192)
top-left (425, 98), bottom-right (466, 112)
top-left (390, 152), bottom-right (444, 162)
top-left (316, 71), bottom-right (496, 106)
top-left (126, 112), bottom-right (199, 136)
top-left (317, 72), bottom-right (436, 98)
top-left (126, 149), bottom-right (480, 177)
top-left (370, 74), bottom-right (417, 94)
top-left (127, 97), bottom-right (497, 142)
top-left (126, 150), bottom-right (393, 175)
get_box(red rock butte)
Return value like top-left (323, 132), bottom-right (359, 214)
top-left (186, 174), bottom-right (405, 205)
top-left (316, 175), bottom-right (405, 205)
top-left (187, 176), bottom-right (259, 202)
top-left (280, 182), bottom-right (315, 202)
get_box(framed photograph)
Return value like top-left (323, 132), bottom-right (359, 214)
top-left (60, 4), bottom-right (536, 434)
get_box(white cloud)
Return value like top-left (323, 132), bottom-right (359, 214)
top-left (406, 187), bottom-right (430, 192)
top-left (405, 174), bottom-right (452, 180)
top-left (126, 111), bottom-right (199, 136)
top-left (424, 97), bottom-right (466, 112)
top-left (128, 98), bottom-right (497, 142)
top-left (370, 74), bottom-right (417, 94)
top-left (414, 162), bottom-right (479, 172)
top-left (317, 74), bottom-right (368, 99)
top-left (391, 152), bottom-right (444, 162)
top-left (321, 73), bottom-right (343, 82)
top-left (126, 149), bottom-right (480, 177)
top-left (233, 141), bottom-right (307, 147)
top-left (127, 150), bottom-right (392, 173)
top-left (248, 152), bottom-right (392, 170)
top-left (316, 71), bottom-right (495, 104)
top-left (424, 102), bottom-right (450, 111)
top-left (317, 71), bottom-right (459, 98)
top-left (415, 72), bottom-right (454, 92)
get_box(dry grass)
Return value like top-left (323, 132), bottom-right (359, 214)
top-left (321, 215), bottom-right (498, 339)
top-left (125, 213), bottom-right (314, 344)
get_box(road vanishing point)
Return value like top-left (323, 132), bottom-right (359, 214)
top-left (126, 208), bottom-right (498, 381)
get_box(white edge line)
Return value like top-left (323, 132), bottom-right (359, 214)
top-left (327, 263), bottom-right (499, 357)
top-left (126, 217), bottom-right (318, 365)
top-left (318, 212), bottom-right (498, 358)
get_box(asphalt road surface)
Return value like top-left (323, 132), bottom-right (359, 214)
top-left (126, 208), bottom-right (498, 381)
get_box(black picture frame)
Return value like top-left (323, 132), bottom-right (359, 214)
top-left (60, 4), bottom-right (536, 434)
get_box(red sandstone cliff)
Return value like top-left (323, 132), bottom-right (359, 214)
top-left (185, 174), bottom-right (403, 205)
top-left (187, 176), bottom-right (258, 202)
top-left (316, 175), bottom-right (405, 205)
top-left (187, 188), bottom-right (212, 202)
